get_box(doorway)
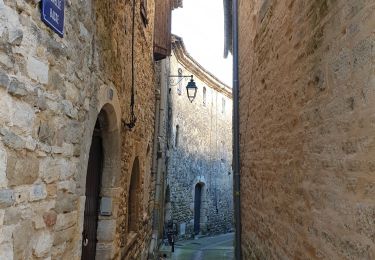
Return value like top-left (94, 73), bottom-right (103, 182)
top-left (194, 183), bottom-right (203, 235)
top-left (79, 88), bottom-right (122, 258)
top-left (81, 119), bottom-right (103, 260)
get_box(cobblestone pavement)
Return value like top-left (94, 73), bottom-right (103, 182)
top-left (168, 233), bottom-right (234, 260)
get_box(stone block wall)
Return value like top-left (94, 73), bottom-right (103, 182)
top-left (166, 48), bottom-right (234, 240)
top-left (0, 0), bottom-right (157, 259)
top-left (239, 0), bottom-right (375, 258)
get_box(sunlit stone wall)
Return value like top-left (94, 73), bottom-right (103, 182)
top-left (0, 0), bottom-right (157, 259)
top-left (239, 0), bottom-right (375, 258)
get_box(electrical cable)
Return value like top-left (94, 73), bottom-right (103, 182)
top-left (125, 0), bottom-right (137, 129)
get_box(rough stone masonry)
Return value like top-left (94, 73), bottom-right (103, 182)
top-left (239, 0), bottom-right (375, 259)
top-left (0, 0), bottom-right (157, 259)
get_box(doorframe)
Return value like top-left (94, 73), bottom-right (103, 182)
top-left (194, 183), bottom-right (203, 235)
top-left (81, 123), bottom-right (103, 260)
top-left (77, 84), bottom-right (122, 259)
top-left (192, 176), bottom-right (208, 235)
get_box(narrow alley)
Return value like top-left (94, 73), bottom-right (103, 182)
top-left (0, 0), bottom-right (374, 259)
top-left (161, 233), bottom-right (234, 260)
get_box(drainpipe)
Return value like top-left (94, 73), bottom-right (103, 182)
top-left (149, 87), bottom-right (161, 259)
top-left (232, 0), bottom-right (242, 259)
top-left (149, 59), bottom-right (168, 259)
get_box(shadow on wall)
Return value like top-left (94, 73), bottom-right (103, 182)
top-left (166, 146), bottom-right (234, 240)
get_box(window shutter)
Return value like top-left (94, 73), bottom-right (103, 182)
top-left (154, 0), bottom-right (172, 60)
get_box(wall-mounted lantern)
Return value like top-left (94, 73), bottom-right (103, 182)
top-left (169, 75), bottom-right (198, 103)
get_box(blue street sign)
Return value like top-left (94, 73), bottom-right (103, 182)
top-left (41, 0), bottom-right (65, 37)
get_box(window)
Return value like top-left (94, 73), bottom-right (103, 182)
top-left (222, 98), bottom-right (226, 113)
top-left (140, 0), bottom-right (148, 26)
top-left (221, 141), bottom-right (226, 162)
top-left (203, 87), bottom-right (207, 106)
top-left (177, 68), bottom-right (182, 95)
top-left (175, 125), bottom-right (179, 148)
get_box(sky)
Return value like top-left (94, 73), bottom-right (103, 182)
top-left (172, 0), bottom-right (233, 87)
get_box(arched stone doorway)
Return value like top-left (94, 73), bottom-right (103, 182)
top-left (192, 177), bottom-right (208, 236)
top-left (81, 118), bottom-right (104, 259)
top-left (79, 85), bottom-right (122, 259)
top-left (194, 183), bottom-right (205, 235)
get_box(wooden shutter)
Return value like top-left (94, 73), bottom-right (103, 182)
top-left (153, 0), bottom-right (172, 61)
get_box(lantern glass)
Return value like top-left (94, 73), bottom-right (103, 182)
top-left (186, 79), bottom-right (197, 103)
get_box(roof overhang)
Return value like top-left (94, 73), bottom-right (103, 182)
top-left (172, 35), bottom-right (232, 99)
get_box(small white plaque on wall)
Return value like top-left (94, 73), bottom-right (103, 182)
top-left (100, 197), bottom-right (112, 216)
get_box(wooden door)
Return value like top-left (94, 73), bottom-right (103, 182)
top-left (81, 132), bottom-right (103, 260)
top-left (194, 184), bottom-right (202, 235)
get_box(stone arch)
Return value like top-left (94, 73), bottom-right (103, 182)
top-left (78, 85), bottom-right (122, 259)
top-left (142, 141), bottom-right (152, 216)
top-left (119, 138), bottom-right (148, 257)
top-left (120, 156), bottom-right (143, 258)
top-left (128, 157), bottom-right (141, 233)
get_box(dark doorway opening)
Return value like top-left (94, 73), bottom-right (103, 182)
top-left (81, 119), bottom-right (103, 260)
top-left (194, 183), bottom-right (203, 235)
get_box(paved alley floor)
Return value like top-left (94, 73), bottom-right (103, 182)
top-left (168, 232), bottom-right (234, 260)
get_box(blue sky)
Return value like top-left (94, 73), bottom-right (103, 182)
top-left (172, 0), bottom-right (233, 86)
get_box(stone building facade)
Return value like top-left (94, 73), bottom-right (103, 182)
top-left (163, 36), bottom-right (234, 240)
top-left (234, 0), bottom-right (375, 259)
top-left (0, 0), bottom-right (178, 259)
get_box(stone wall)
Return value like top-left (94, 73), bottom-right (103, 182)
top-left (0, 0), bottom-right (157, 259)
top-left (166, 42), bottom-right (234, 240)
top-left (239, 0), bottom-right (375, 258)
